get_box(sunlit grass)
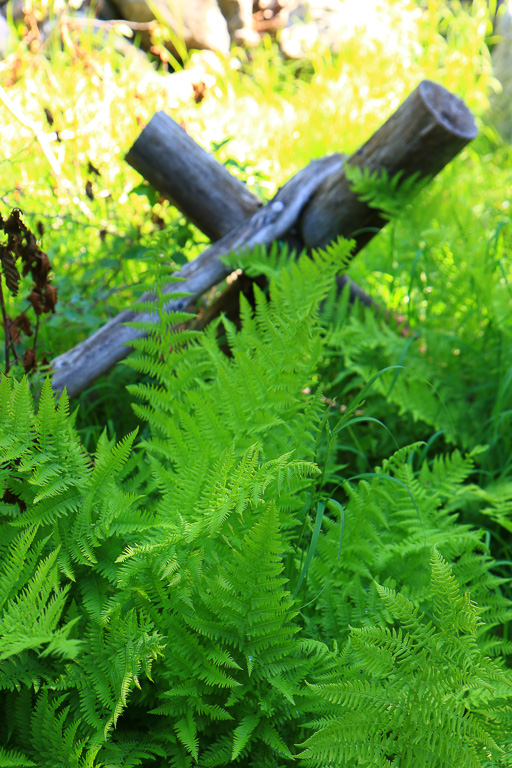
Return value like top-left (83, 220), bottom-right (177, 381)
top-left (1, 0), bottom-right (495, 202)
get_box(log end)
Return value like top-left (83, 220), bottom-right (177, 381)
top-left (419, 80), bottom-right (477, 140)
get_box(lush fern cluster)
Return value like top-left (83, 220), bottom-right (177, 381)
top-left (334, 162), bottom-right (512, 486)
top-left (1, 242), bottom-right (511, 766)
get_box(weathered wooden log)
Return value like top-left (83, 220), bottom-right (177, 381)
top-left (300, 80), bottom-right (478, 250)
top-left (127, 82), bottom-right (476, 254)
top-left (50, 155), bottom-right (343, 397)
top-left (124, 112), bottom-right (385, 316)
top-left (50, 81), bottom-right (476, 397)
top-left (125, 113), bottom-right (262, 240)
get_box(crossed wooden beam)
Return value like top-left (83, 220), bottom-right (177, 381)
top-left (50, 80), bottom-right (476, 398)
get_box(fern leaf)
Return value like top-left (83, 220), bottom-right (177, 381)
top-left (0, 746), bottom-right (36, 767)
top-left (174, 712), bottom-right (199, 761)
top-left (231, 713), bottom-right (260, 760)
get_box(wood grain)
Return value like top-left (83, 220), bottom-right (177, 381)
top-left (125, 112), bottom-right (261, 240)
top-left (50, 155), bottom-right (344, 397)
top-left (300, 80), bottom-right (477, 251)
top-left (50, 82), bottom-right (477, 397)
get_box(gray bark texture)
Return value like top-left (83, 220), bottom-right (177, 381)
top-left (300, 80), bottom-right (477, 251)
top-left (50, 80), bottom-right (476, 398)
top-left (125, 114), bottom-right (262, 240)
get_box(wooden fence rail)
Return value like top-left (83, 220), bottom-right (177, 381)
top-left (50, 80), bottom-right (477, 397)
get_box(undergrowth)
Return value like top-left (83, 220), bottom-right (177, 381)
top-left (1, 243), bottom-right (512, 766)
top-left (0, 0), bottom-right (511, 764)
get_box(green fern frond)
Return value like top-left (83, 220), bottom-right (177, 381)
top-left (33, 378), bottom-right (56, 450)
top-left (0, 746), bottom-right (36, 767)
top-left (419, 449), bottom-right (475, 496)
top-left (174, 711), bottom-right (199, 761)
top-left (97, 736), bottom-right (167, 768)
top-left (83, 428), bottom-right (138, 510)
top-left (0, 546), bottom-right (80, 661)
top-left (27, 692), bottom-right (87, 768)
top-left (9, 377), bottom-right (35, 448)
top-left (474, 480), bottom-right (512, 533)
top-left (2, 225), bottom-right (510, 768)
top-left (231, 713), bottom-right (260, 760)
top-left (75, 610), bottom-right (162, 737)
top-left (222, 240), bottom-right (297, 281)
top-left (300, 550), bottom-right (512, 767)
top-left (345, 164), bottom-right (426, 219)
top-left (0, 526), bottom-right (42, 610)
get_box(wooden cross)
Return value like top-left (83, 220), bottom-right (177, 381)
top-left (50, 80), bottom-right (476, 397)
